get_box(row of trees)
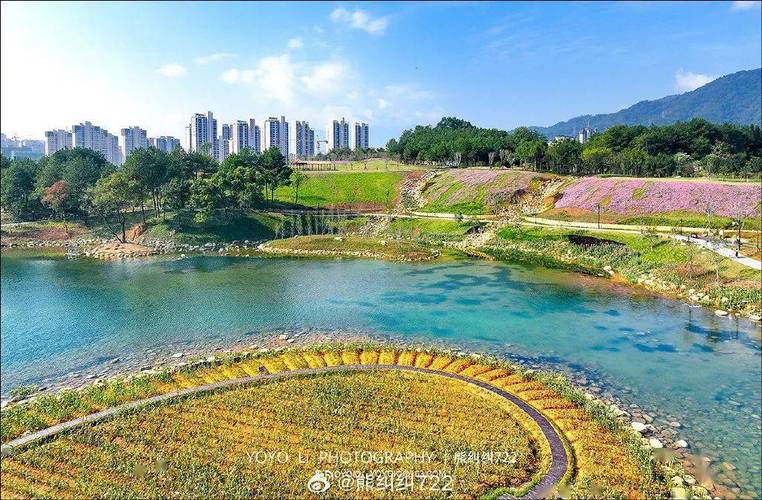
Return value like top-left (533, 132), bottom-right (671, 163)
top-left (386, 117), bottom-right (762, 177)
top-left (0, 146), bottom-right (292, 237)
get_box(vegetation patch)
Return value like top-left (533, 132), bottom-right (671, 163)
top-left (492, 226), bottom-right (762, 315)
top-left (419, 169), bottom-right (552, 215)
top-left (261, 235), bottom-right (440, 262)
top-left (273, 171), bottom-right (406, 210)
top-left (0, 346), bottom-right (663, 498)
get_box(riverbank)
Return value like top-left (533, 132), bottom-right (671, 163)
top-left (2, 337), bottom-right (702, 498)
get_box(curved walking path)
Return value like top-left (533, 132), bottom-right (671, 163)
top-left (1, 364), bottom-right (569, 499)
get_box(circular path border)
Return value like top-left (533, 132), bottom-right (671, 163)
top-left (1, 365), bottom-right (569, 499)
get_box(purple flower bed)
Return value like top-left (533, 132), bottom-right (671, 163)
top-left (555, 178), bottom-right (761, 217)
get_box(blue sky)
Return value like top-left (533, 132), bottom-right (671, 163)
top-left (1, 1), bottom-right (760, 147)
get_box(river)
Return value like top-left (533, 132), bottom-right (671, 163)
top-left (1, 253), bottom-right (760, 494)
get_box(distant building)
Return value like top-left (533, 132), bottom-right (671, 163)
top-left (1, 134), bottom-right (45, 160)
top-left (293, 121), bottom-right (315, 158)
top-left (44, 129), bottom-right (72, 155)
top-left (218, 123), bottom-right (231, 162)
top-left (72, 121), bottom-right (121, 164)
top-left (577, 127), bottom-right (596, 144)
top-left (248, 119), bottom-right (261, 153)
top-left (352, 122), bottom-right (369, 150)
top-left (327, 118), bottom-right (350, 151)
top-left (149, 136), bottom-right (180, 152)
top-left (188, 111), bottom-right (217, 157)
top-left (264, 116), bottom-right (289, 157)
top-left (231, 120), bottom-right (250, 154)
top-left (120, 126), bottom-right (148, 161)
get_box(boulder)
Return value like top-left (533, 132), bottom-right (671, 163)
top-left (631, 422), bottom-right (647, 433)
top-left (649, 438), bottom-right (664, 449)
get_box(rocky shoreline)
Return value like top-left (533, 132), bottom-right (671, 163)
top-left (1, 329), bottom-right (755, 497)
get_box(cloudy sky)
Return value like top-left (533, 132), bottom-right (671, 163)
top-left (1, 1), bottom-right (760, 146)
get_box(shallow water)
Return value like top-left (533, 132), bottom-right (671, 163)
top-left (2, 254), bottom-right (760, 493)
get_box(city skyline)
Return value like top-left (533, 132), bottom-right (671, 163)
top-left (30, 112), bottom-right (369, 165)
top-left (2, 2), bottom-right (760, 146)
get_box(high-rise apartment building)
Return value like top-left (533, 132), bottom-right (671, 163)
top-left (149, 136), bottom-right (180, 152)
top-left (352, 122), bottom-right (369, 150)
top-left (264, 116), bottom-right (289, 157)
top-left (327, 118), bottom-right (350, 151)
top-left (218, 123), bottom-right (231, 162)
top-left (71, 121), bottom-right (121, 164)
top-left (248, 119), bottom-right (261, 153)
top-left (120, 126), bottom-right (148, 160)
top-left (44, 129), bottom-right (72, 155)
top-left (293, 121), bottom-right (315, 158)
top-left (231, 120), bottom-right (249, 154)
top-left (188, 111), bottom-right (217, 157)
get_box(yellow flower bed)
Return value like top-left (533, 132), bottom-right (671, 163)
top-left (2, 369), bottom-right (546, 499)
top-left (1, 347), bottom-right (658, 497)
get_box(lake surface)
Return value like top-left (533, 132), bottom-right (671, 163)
top-left (2, 254), bottom-right (760, 493)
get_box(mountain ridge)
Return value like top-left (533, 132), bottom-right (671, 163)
top-left (529, 68), bottom-right (761, 138)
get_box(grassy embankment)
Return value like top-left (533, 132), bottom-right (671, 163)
top-left (274, 171), bottom-right (407, 210)
top-left (0, 345), bottom-right (669, 498)
top-left (488, 226), bottom-right (761, 314)
top-left (418, 169), bottom-right (555, 215)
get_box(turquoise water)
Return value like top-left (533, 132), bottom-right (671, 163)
top-left (2, 254), bottom-right (760, 493)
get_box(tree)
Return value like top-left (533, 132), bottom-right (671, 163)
top-left (35, 148), bottom-right (111, 215)
top-left (190, 150), bottom-right (264, 224)
top-left (122, 147), bottom-right (170, 221)
top-left (546, 138), bottom-right (582, 174)
top-left (515, 140), bottom-right (547, 170)
top-left (291, 171), bottom-right (308, 205)
top-left (0, 159), bottom-right (38, 218)
top-left (41, 180), bottom-right (72, 233)
top-left (88, 171), bottom-right (136, 243)
top-left (259, 147), bottom-right (291, 202)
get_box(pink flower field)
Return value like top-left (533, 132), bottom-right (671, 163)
top-left (555, 178), bottom-right (761, 217)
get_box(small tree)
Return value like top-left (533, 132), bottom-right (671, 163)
top-left (41, 180), bottom-right (72, 234)
top-left (291, 171), bottom-right (308, 206)
top-left (643, 226), bottom-right (659, 252)
top-left (88, 172), bottom-right (136, 243)
top-left (684, 240), bottom-right (699, 280)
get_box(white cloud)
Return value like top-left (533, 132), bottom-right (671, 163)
top-left (194, 52), bottom-right (236, 65)
top-left (301, 61), bottom-right (350, 94)
top-left (156, 63), bottom-right (186, 77)
top-left (221, 54), bottom-right (296, 103)
top-left (730, 1), bottom-right (761, 10)
top-left (221, 68), bottom-right (255, 84)
top-left (287, 37), bottom-right (304, 50)
top-left (674, 69), bottom-right (716, 92)
top-left (330, 7), bottom-right (388, 35)
top-left (377, 98), bottom-right (388, 110)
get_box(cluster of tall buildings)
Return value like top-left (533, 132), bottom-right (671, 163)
top-left (187, 111), bottom-right (369, 163)
top-left (1, 134), bottom-right (45, 160)
top-left (43, 122), bottom-right (180, 165)
top-left (326, 118), bottom-right (369, 152)
top-left (30, 113), bottom-right (370, 166)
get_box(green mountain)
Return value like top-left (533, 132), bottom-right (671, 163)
top-left (531, 68), bottom-right (761, 138)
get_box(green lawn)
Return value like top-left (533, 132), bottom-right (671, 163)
top-left (385, 217), bottom-right (481, 241)
top-left (274, 171), bottom-right (407, 209)
top-left (145, 212), bottom-right (287, 245)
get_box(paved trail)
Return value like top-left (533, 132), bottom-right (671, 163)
top-left (0, 364), bottom-right (569, 499)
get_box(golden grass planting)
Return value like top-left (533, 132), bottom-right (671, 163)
top-left (2, 370), bottom-right (545, 499)
top-left (1, 346), bottom-right (662, 498)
